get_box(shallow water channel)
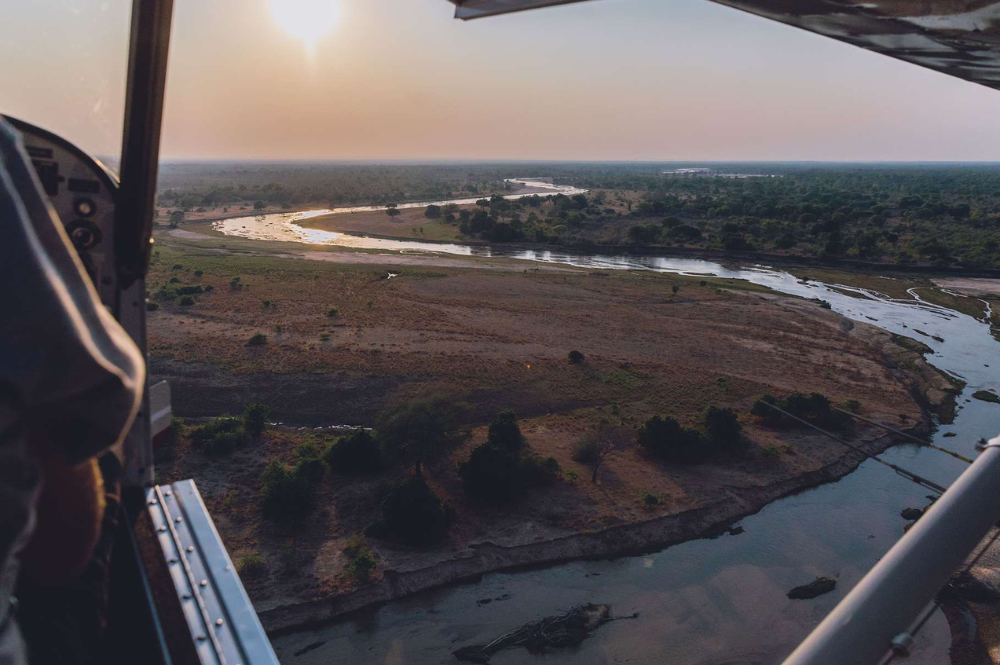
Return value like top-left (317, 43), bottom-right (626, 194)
top-left (214, 208), bottom-right (1000, 664)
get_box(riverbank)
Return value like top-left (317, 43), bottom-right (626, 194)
top-left (258, 423), bottom-right (930, 634)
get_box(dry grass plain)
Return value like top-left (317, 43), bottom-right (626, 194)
top-left (148, 230), bottom-right (947, 611)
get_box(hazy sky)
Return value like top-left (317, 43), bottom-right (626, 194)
top-left (6, 0), bottom-right (1000, 162)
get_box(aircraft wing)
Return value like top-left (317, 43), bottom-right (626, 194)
top-left (448, 0), bottom-right (1000, 91)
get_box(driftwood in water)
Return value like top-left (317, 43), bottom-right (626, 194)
top-left (453, 603), bottom-right (636, 663)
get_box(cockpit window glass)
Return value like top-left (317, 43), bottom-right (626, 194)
top-left (0, 0), bottom-right (131, 174)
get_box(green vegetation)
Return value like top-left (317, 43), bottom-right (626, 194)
top-left (247, 333), bottom-right (268, 346)
top-left (377, 396), bottom-right (468, 477)
top-left (369, 475), bottom-right (451, 545)
top-left (568, 350), bottom-right (585, 364)
top-left (323, 429), bottom-right (382, 474)
top-left (237, 552), bottom-right (267, 578)
top-left (460, 410), bottom-right (561, 501)
top-left (260, 449), bottom-right (326, 521)
top-left (751, 393), bottom-right (854, 433)
top-left (638, 406), bottom-right (745, 464)
top-left (191, 416), bottom-right (247, 455)
top-left (243, 403), bottom-right (271, 438)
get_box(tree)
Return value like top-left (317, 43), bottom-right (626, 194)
top-left (169, 210), bottom-right (184, 228)
top-left (487, 409), bottom-right (526, 452)
top-left (243, 403), bottom-right (271, 438)
top-left (568, 350), bottom-right (585, 364)
top-left (253, 200), bottom-right (266, 210)
top-left (638, 415), bottom-right (709, 464)
top-left (575, 421), bottom-right (629, 483)
top-left (424, 204), bottom-right (441, 219)
top-left (324, 429), bottom-right (382, 474)
top-left (377, 396), bottom-right (467, 476)
top-left (703, 406), bottom-right (742, 449)
top-left (386, 206), bottom-right (401, 220)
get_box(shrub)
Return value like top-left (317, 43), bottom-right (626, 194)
top-left (568, 350), bottom-right (585, 364)
top-left (642, 493), bottom-right (659, 510)
top-left (326, 307), bottom-right (338, 317)
top-left (247, 333), bottom-right (268, 346)
top-left (172, 264), bottom-right (183, 270)
top-left (703, 406), bottom-right (743, 449)
top-left (520, 456), bottom-right (561, 488)
top-left (294, 456), bottom-right (328, 484)
top-left (370, 476), bottom-right (451, 545)
top-left (377, 396), bottom-right (468, 476)
top-left (637, 415), bottom-right (710, 464)
top-left (461, 441), bottom-right (522, 502)
top-left (843, 399), bottom-right (861, 414)
top-left (191, 416), bottom-right (246, 455)
top-left (146, 302), bottom-right (160, 312)
top-left (179, 296), bottom-right (195, 306)
top-left (237, 552), bottom-right (268, 579)
top-left (194, 269), bottom-right (203, 277)
top-left (261, 460), bottom-right (320, 521)
top-left (752, 392), bottom-right (853, 433)
top-left (203, 285), bottom-right (215, 292)
top-left (169, 276), bottom-right (181, 284)
top-left (487, 409), bottom-right (526, 453)
top-left (243, 403), bottom-right (271, 437)
top-left (176, 285), bottom-right (203, 295)
top-left (573, 438), bottom-right (601, 465)
top-left (324, 430), bottom-right (382, 475)
top-left (347, 550), bottom-right (377, 581)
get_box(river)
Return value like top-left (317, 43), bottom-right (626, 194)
top-left (212, 207), bottom-right (1000, 664)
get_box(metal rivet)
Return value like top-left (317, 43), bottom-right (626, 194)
top-left (149, 500), bottom-right (158, 505)
top-left (158, 526), bottom-right (166, 532)
top-left (225, 565), bottom-right (231, 572)
top-left (216, 619), bottom-right (224, 626)
top-left (181, 593), bottom-right (191, 600)
top-left (164, 491), bottom-right (172, 497)
top-left (168, 557), bottom-right (177, 564)
top-left (175, 516), bottom-right (183, 523)
top-left (196, 634), bottom-right (206, 641)
top-left (200, 580), bottom-right (208, 587)
top-left (187, 546), bottom-right (195, 553)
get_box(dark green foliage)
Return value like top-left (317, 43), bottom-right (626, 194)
top-left (172, 264), bottom-right (183, 270)
top-left (642, 492), bottom-right (659, 510)
top-left (169, 276), bottom-right (181, 283)
top-left (146, 301), bottom-right (160, 311)
top-left (843, 399), bottom-right (861, 414)
top-left (247, 333), bottom-right (268, 346)
top-left (487, 409), bottom-right (526, 453)
top-left (176, 285), bottom-right (203, 295)
top-left (424, 204), bottom-right (441, 218)
top-left (637, 415), bottom-right (710, 464)
top-left (326, 307), bottom-right (338, 317)
top-left (568, 350), bottom-right (585, 364)
top-left (194, 269), bottom-right (204, 277)
top-left (260, 460), bottom-right (322, 521)
top-left (460, 441), bottom-right (523, 501)
top-left (179, 296), bottom-right (195, 306)
top-left (377, 396), bottom-right (468, 476)
top-left (347, 550), bottom-right (377, 581)
top-left (324, 430), bottom-right (382, 474)
top-left (370, 476), bottom-right (451, 545)
top-left (203, 285), bottom-right (215, 292)
top-left (191, 416), bottom-right (247, 455)
top-left (242, 403), bottom-right (271, 437)
top-left (751, 393), bottom-right (854, 433)
top-left (460, 410), bottom-right (559, 501)
top-left (703, 406), bottom-right (743, 449)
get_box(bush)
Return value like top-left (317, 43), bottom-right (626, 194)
top-left (191, 416), bottom-right (247, 455)
top-left (370, 476), bottom-right (451, 545)
top-left (573, 438), bottom-right (601, 465)
top-left (568, 350), bottom-right (585, 364)
top-left (347, 550), bottom-right (377, 581)
top-left (169, 276), bottom-right (181, 283)
top-left (243, 403), bottom-right (271, 437)
top-left (247, 333), bottom-right (268, 346)
top-left (194, 269), bottom-right (204, 277)
top-left (203, 285), bottom-right (215, 292)
top-left (172, 264), bottom-right (183, 270)
top-left (179, 296), bottom-right (195, 306)
top-left (176, 285), bottom-right (203, 295)
top-left (487, 409), bottom-right (525, 453)
top-left (703, 406), bottom-right (743, 449)
top-left (843, 399), bottom-right (861, 414)
top-left (146, 301), bottom-right (160, 311)
top-left (237, 552), bottom-right (268, 579)
top-left (643, 493), bottom-right (659, 510)
top-left (520, 456), bottom-right (561, 488)
top-left (461, 441), bottom-right (522, 502)
top-left (752, 392), bottom-right (853, 433)
top-left (261, 460), bottom-right (321, 521)
top-left (326, 307), bottom-right (338, 317)
top-left (324, 430), bottom-right (382, 475)
top-left (637, 415), bottom-right (710, 464)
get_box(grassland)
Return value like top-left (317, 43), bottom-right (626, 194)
top-left (147, 226), bottom-right (955, 620)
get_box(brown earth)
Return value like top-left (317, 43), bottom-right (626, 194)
top-left (148, 230), bottom-right (953, 629)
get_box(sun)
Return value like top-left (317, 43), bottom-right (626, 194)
top-left (270, 0), bottom-right (338, 47)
